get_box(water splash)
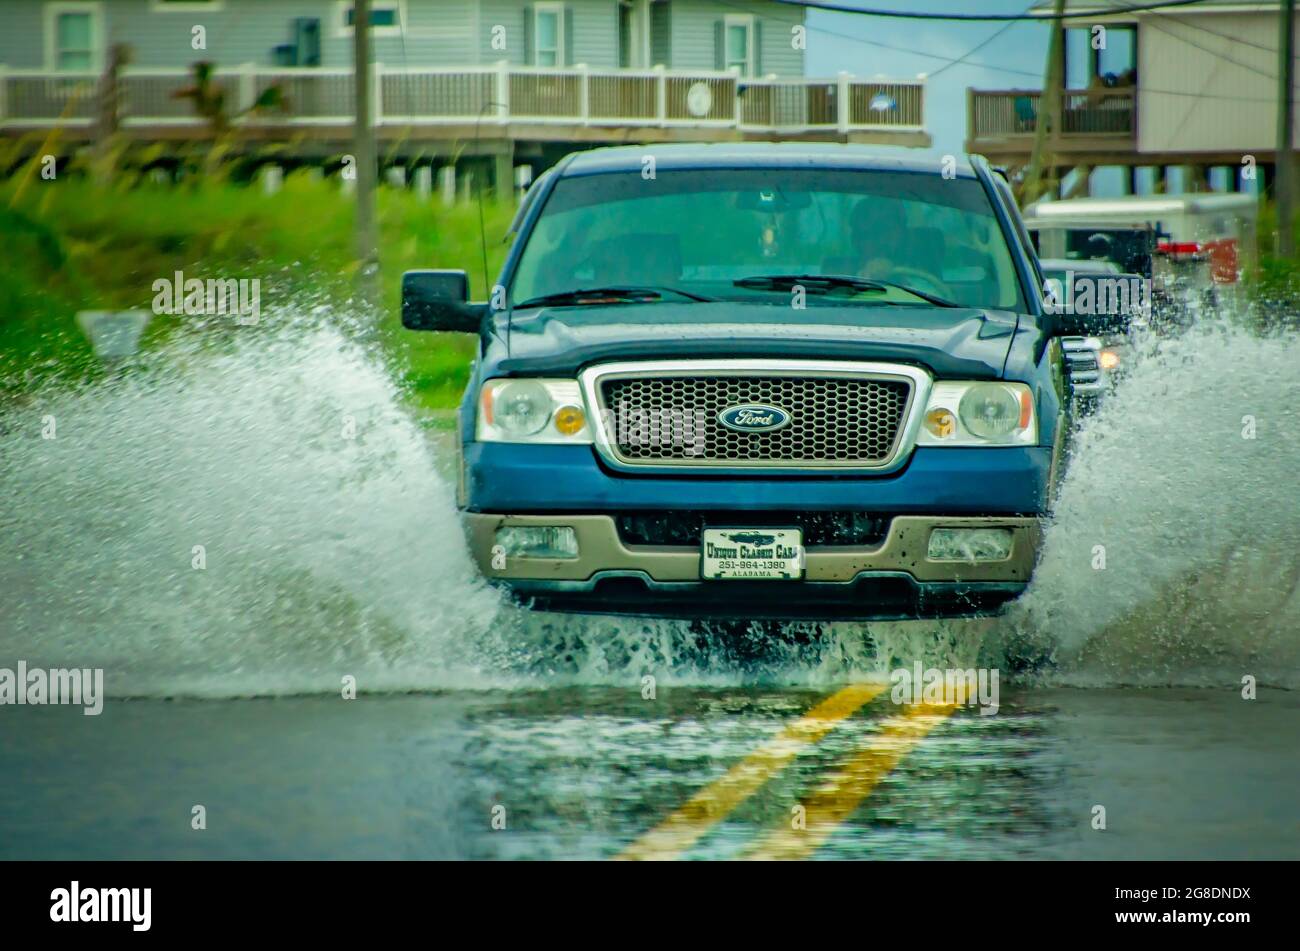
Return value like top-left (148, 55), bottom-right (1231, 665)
top-left (3, 308), bottom-right (1296, 695)
top-left (1013, 322), bottom-right (1300, 688)
top-left (1, 312), bottom-right (506, 696)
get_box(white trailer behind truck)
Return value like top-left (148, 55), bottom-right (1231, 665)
top-left (1024, 193), bottom-right (1260, 326)
top-left (1023, 193), bottom-right (1259, 288)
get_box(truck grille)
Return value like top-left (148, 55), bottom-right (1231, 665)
top-left (1062, 337), bottom-right (1103, 392)
top-left (596, 372), bottom-right (913, 466)
top-left (616, 511), bottom-right (890, 547)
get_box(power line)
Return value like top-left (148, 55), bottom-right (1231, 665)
top-left (811, 31), bottom-right (1043, 78)
top-left (714, 0), bottom-right (1048, 78)
top-left (929, 6), bottom-right (1035, 78)
top-left (1145, 12), bottom-right (1277, 54)
top-left (777, 0), bottom-right (1215, 22)
top-left (1141, 16), bottom-right (1277, 80)
top-left (718, 0), bottom-right (1282, 104)
top-left (760, 2), bottom-right (1280, 97)
top-left (1131, 7), bottom-right (1276, 135)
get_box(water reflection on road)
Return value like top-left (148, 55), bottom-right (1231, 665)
top-left (3, 685), bottom-right (1295, 860)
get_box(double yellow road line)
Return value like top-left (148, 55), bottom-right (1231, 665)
top-left (618, 684), bottom-right (956, 861)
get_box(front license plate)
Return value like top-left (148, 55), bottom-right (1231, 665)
top-left (701, 528), bottom-right (805, 580)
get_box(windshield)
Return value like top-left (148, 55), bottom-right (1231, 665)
top-left (510, 168), bottom-right (1026, 311)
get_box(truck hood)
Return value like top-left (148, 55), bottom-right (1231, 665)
top-left (484, 302), bottom-right (1021, 379)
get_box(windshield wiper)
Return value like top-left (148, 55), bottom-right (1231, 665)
top-left (732, 273), bottom-right (957, 307)
top-left (517, 285), bottom-right (715, 307)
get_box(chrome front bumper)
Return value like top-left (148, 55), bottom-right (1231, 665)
top-left (465, 513), bottom-right (1040, 619)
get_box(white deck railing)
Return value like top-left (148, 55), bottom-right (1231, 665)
top-left (0, 62), bottom-right (925, 135)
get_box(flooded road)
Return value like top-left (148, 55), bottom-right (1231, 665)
top-left (2, 311), bottom-right (1297, 860)
top-left (2, 685), bottom-right (1296, 860)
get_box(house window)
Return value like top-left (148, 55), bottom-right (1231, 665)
top-left (618, 0), bottom-right (650, 69)
top-left (534, 3), bottom-right (566, 68)
top-left (336, 1), bottom-right (402, 37)
top-left (724, 14), bottom-right (754, 75)
top-left (618, 1), bottom-right (633, 68)
top-left (1097, 26), bottom-right (1137, 86)
top-left (45, 2), bottom-right (102, 71)
top-left (1065, 24), bottom-right (1137, 88)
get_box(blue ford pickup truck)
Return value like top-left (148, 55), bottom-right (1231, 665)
top-left (402, 145), bottom-right (1123, 620)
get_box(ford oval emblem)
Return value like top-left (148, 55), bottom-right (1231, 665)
top-left (717, 403), bottom-right (792, 433)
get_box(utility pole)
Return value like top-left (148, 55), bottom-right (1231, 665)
top-left (94, 43), bottom-right (130, 185)
top-left (1277, 0), bottom-right (1296, 256)
top-left (1021, 0), bottom-right (1067, 206)
top-left (353, 0), bottom-right (379, 288)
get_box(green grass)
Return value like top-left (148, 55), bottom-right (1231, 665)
top-left (0, 166), bottom-right (514, 411)
top-left (1241, 201), bottom-right (1300, 331)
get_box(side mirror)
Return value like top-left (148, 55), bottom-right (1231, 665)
top-left (401, 269), bottom-right (485, 333)
top-left (1041, 272), bottom-right (1141, 336)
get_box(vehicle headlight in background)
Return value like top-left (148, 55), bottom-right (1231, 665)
top-left (1099, 348), bottom-right (1121, 371)
top-left (477, 378), bottom-right (592, 443)
top-left (917, 381), bottom-right (1036, 446)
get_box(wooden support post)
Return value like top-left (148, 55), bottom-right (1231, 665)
top-left (1277, 0), bottom-right (1295, 254)
top-left (353, 0), bottom-right (379, 293)
top-left (1021, 0), bottom-right (1067, 204)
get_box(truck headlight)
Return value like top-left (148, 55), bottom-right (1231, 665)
top-left (959, 384), bottom-right (1022, 438)
top-left (477, 378), bottom-right (592, 444)
top-left (494, 379), bottom-right (552, 435)
top-left (917, 382), bottom-right (1036, 446)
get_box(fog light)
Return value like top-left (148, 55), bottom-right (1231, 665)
top-left (927, 527), bottom-right (1014, 563)
top-left (494, 526), bottom-right (579, 559)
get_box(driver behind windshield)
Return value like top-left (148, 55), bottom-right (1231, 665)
top-left (824, 198), bottom-right (947, 295)
top-left (849, 198), bottom-right (908, 279)
top-left (822, 198), bottom-right (905, 279)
